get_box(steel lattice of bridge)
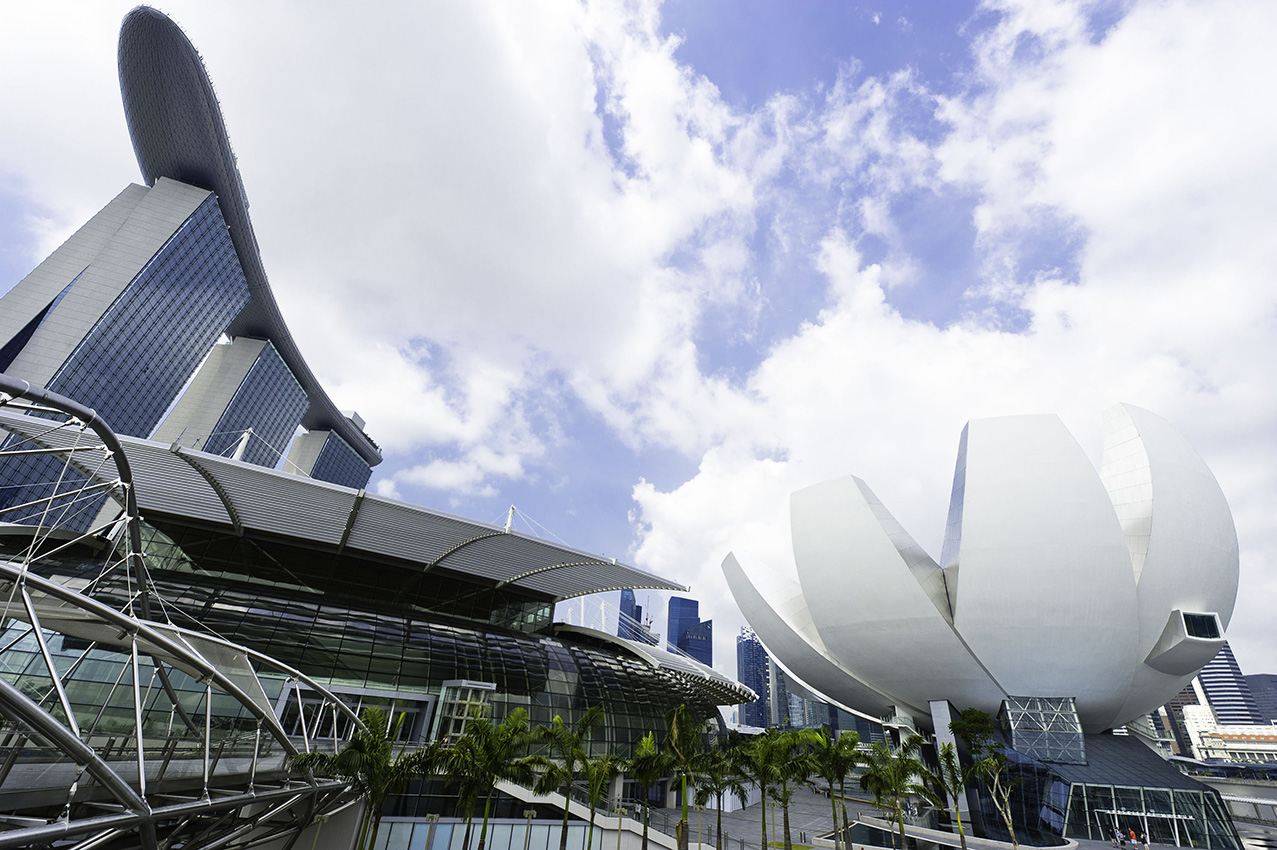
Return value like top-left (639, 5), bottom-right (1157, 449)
top-left (0, 373), bottom-right (362, 849)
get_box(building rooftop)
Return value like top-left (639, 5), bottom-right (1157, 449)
top-left (118, 6), bottom-right (381, 465)
top-left (0, 405), bottom-right (685, 602)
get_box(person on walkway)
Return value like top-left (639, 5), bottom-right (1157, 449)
top-left (1142, 832), bottom-right (1150, 850)
top-left (1120, 829), bottom-right (1127, 849)
top-left (1130, 827), bottom-right (1138, 847)
top-left (1110, 827), bottom-right (1119, 848)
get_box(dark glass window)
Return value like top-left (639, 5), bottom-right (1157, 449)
top-left (1183, 613), bottom-right (1220, 639)
top-left (203, 340), bottom-right (309, 467)
top-left (310, 431), bottom-right (372, 489)
top-left (48, 193), bottom-right (250, 437)
top-left (0, 193), bottom-right (250, 530)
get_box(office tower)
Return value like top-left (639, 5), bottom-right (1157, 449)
top-left (1158, 682), bottom-right (1205, 756)
top-left (1198, 642), bottom-right (1263, 725)
top-left (616, 589), bottom-right (659, 646)
top-left (737, 627), bottom-right (770, 727)
top-left (769, 657), bottom-right (790, 727)
top-left (618, 589), bottom-right (639, 638)
top-left (1244, 673), bottom-right (1277, 725)
top-left (679, 619), bottom-right (713, 667)
top-left (667, 595), bottom-right (712, 666)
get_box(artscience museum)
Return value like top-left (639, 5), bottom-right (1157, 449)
top-left (725, 404), bottom-right (1244, 847)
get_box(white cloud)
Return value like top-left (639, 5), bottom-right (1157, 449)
top-left (631, 0), bottom-right (1277, 675)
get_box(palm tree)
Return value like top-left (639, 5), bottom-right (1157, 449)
top-left (733, 730), bottom-right (780, 850)
top-left (924, 742), bottom-right (974, 850)
top-left (664, 704), bottom-right (704, 850)
top-left (449, 708), bottom-right (538, 850)
top-left (292, 705), bottom-right (442, 850)
top-left (768, 730), bottom-right (816, 850)
top-left (807, 728), bottom-right (861, 850)
top-left (858, 734), bottom-right (928, 850)
top-left (627, 731), bottom-right (672, 850)
top-left (585, 753), bottom-right (621, 850)
top-left (694, 747), bottom-right (748, 850)
top-left (534, 705), bottom-right (606, 850)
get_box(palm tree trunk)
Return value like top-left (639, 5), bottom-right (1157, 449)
top-left (463, 816), bottom-right (475, 850)
top-left (680, 774), bottom-right (689, 850)
top-left (478, 793), bottom-right (494, 850)
top-left (588, 802), bottom-right (597, 850)
top-left (716, 795), bottom-right (724, 850)
top-left (895, 802), bottom-right (905, 850)
top-left (368, 813), bottom-right (384, 850)
top-left (759, 785), bottom-right (768, 850)
top-left (642, 804), bottom-right (650, 850)
top-left (838, 779), bottom-right (849, 845)
top-left (781, 793), bottom-right (792, 850)
top-left (560, 790), bottom-right (571, 850)
top-left (952, 803), bottom-right (967, 850)
top-left (829, 781), bottom-right (841, 850)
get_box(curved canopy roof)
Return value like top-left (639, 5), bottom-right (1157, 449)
top-left (0, 406), bottom-right (684, 602)
top-left (118, 7), bottom-right (380, 466)
top-left (555, 625), bottom-right (755, 705)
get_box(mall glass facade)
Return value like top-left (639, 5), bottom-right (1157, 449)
top-left (0, 518), bottom-right (723, 761)
top-left (971, 733), bottom-right (1242, 850)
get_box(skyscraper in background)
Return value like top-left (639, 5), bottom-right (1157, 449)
top-left (736, 627), bottom-right (770, 727)
top-left (1244, 673), bottom-right (1277, 725)
top-left (1197, 642), bottom-right (1262, 725)
top-left (667, 595), bottom-right (712, 666)
top-left (618, 589), bottom-right (639, 639)
top-left (616, 589), bottom-right (659, 645)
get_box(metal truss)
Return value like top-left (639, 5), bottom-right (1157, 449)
top-left (0, 375), bottom-right (364, 849)
top-left (1001, 695), bottom-right (1087, 765)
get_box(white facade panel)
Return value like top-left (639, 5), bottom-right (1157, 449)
top-left (1103, 404), bottom-right (1239, 724)
top-left (790, 476), bottom-right (1004, 720)
top-left (722, 552), bottom-right (896, 719)
top-left (950, 415), bottom-right (1139, 730)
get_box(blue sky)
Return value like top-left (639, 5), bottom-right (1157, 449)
top-left (2, 0), bottom-right (1276, 685)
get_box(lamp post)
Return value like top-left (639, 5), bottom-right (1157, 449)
top-left (424, 814), bottom-right (440, 850)
top-left (524, 810), bottom-right (537, 850)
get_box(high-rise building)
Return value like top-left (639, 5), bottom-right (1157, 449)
top-left (617, 589), bottom-right (658, 646)
top-left (736, 627), bottom-right (770, 727)
top-left (667, 595), bottom-right (712, 666)
top-left (1158, 681), bottom-right (1206, 756)
top-left (1198, 642), bottom-right (1262, 725)
top-left (619, 589), bottom-right (639, 637)
top-left (0, 17), bottom-right (382, 499)
top-left (679, 619), bottom-right (713, 667)
top-left (1244, 673), bottom-right (1277, 725)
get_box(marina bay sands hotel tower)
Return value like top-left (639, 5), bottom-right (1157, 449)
top-left (0, 8), bottom-right (381, 521)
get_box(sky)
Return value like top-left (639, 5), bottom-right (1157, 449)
top-left (2, 0), bottom-right (1276, 687)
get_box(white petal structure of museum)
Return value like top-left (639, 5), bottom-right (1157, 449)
top-left (724, 404), bottom-right (1239, 733)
